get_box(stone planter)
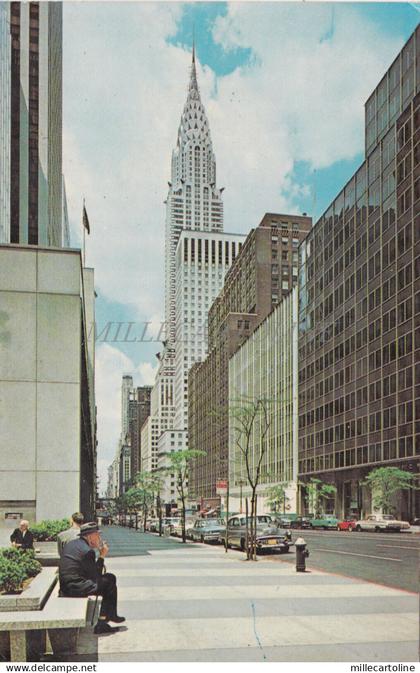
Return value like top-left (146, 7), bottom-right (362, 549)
top-left (0, 567), bottom-right (57, 612)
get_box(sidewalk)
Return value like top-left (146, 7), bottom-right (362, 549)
top-left (76, 536), bottom-right (418, 662)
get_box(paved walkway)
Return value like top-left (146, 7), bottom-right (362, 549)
top-left (75, 527), bottom-right (418, 662)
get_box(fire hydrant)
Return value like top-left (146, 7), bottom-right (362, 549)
top-left (295, 537), bottom-right (309, 572)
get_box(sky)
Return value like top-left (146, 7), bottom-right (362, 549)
top-left (62, 2), bottom-right (420, 492)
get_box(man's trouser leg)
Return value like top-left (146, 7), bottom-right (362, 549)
top-left (97, 573), bottom-right (118, 620)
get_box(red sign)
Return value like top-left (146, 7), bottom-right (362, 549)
top-left (216, 480), bottom-right (228, 495)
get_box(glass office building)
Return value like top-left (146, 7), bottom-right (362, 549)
top-left (298, 27), bottom-right (420, 520)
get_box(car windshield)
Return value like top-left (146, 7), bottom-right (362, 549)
top-left (257, 516), bottom-right (272, 524)
top-left (206, 520), bottom-right (223, 528)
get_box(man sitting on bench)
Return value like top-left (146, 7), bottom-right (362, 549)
top-left (58, 522), bottom-right (125, 634)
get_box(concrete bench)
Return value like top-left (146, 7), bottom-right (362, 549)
top-left (0, 581), bottom-right (102, 661)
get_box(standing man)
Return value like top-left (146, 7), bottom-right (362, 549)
top-left (58, 522), bottom-right (125, 634)
top-left (57, 512), bottom-right (84, 556)
top-left (10, 520), bottom-right (34, 550)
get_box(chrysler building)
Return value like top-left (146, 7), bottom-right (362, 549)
top-left (164, 46), bottom-right (224, 349)
top-left (146, 45), bottom-right (243, 473)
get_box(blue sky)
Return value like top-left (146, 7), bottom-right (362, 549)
top-left (63, 2), bottom-right (419, 487)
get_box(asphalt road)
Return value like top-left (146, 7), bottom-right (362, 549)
top-left (268, 528), bottom-right (419, 593)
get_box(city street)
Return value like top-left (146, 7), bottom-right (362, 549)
top-left (267, 528), bottom-right (420, 593)
top-left (73, 526), bottom-right (418, 662)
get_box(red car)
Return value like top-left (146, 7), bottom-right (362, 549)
top-left (337, 519), bottom-right (357, 532)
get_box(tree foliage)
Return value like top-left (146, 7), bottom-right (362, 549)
top-left (363, 467), bottom-right (416, 514)
top-left (265, 483), bottom-right (290, 513)
top-left (302, 478), bottom-right (337, 517)
top-left (164, 449), bottom-right (205, 543)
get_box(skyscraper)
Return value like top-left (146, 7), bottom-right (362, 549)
top-left (0, 2), bottom-right (63, 246)
top-left (298, 26), bottom-right (419, 520)
top-left (164, 46), bottom-right (224, 351)
top-left (149, 45), bottom-right (238, 450)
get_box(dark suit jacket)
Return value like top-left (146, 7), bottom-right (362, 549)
top-left (10, 528), bottom-right (34, 550)
top-left (59, 537), bottom-right (104, 596)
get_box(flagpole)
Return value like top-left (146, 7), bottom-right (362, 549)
top-left (83, 198), bottom-right (86, 267)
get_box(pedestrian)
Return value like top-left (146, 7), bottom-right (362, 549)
top-left (58, 521), bottom-right (125, 634)
top-left (10, 520), bottom-right (34, 550)
top-left (57, 512), bottom-right (85, 557)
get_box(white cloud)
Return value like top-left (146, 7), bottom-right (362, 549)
top-left (211, 3), bottom-right (403, 231)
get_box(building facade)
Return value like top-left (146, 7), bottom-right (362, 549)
top-left (1, 2), bottom-right (63, 246)
top-left (157, 429), bottom-right (188, 511)
top-left (0, 245), bottom-right (96, 526)
top-left (229, 288), bottom-right (299, 513)
top-left (140, 416), bottom-right (161, 473)
top-left (128, 386), bottom-right (152, 479)
top-left (173, 230), bottom-right (245, 429)
top-left (189, 213), bottom-right (311, 499)
top-left (298, 27), bottom-right (420, 520)
top-left (0, 2), bottom-right (11, 244)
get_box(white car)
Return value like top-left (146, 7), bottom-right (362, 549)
top-left (355, 514), bottom-right (410, 533)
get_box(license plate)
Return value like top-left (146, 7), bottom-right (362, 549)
top-left (267, 539), bottom-right (278, 545)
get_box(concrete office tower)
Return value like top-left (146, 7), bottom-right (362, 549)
top-left (164, 46), bottom-right (224, 352)
top-left (0, 3), bottom-right (11, 243)
top-left (229, 288), bottom-right (299, 514)
top-left (298, 27), bottom-right (420, 521)
top-left (121, 375), bottom-right (133, 439)
top-left (189, 213), bottom-right (311, 500)
top-left (128, 386), bottom-right (152, 478)
top-left (173, 230), bottom-right (245, 429)
top-left (0, 245), bottom-right (96, 525)
top-left (1, 2), bottom-right (63, 246)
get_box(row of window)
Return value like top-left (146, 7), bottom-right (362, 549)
top-left (299, 434), bottom-right (418, 474)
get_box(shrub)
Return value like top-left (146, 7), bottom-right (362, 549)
top-left (0, 548), bottom-right (41, 593)
top-left (31, 519), bottom-right (69, 541)
top-left (0, 556), bottom-right (27, 593)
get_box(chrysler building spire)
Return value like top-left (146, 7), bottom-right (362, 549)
top-left (164, 44), bottom-right (224, 349)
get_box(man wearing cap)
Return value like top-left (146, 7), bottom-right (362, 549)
top-left (58, 522), bottom-right (125, 634)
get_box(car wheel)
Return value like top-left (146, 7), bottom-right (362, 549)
top-left (375, 526), bottom-right (381, 533)
top-left (356, 525), bottom-right (362, 532)
top-left (348, 525), bottom-right (353, 532)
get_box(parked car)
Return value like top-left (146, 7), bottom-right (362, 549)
top-left (289, 517), bottom-right (312, 529)
top-left (146, 518), bottom-right (159, 532)
top-left (269, 514), bottom-right (293, 527)
top-left (189, 519), bottom-right (225, 543)
top-left (219, 514), bottom-right (292, 553)
top-left (337, 519), bottom-right (357, 532)
top-left (172, 518), bottom-right (195, 538)
top-left (355, 514), bottom-right (410, 533)
top-left (163, 517), bottom-right (181, 533)
top-left (310, 515), bottom-right (339, 530)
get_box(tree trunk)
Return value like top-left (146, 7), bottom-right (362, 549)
top-left (181, 495), bottom-right (186, 543)
top-left (250, 490), bottom-right (257, 561)
top-left (245, 498), bottom-right (249, 559)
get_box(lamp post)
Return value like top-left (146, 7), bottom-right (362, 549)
top-left (236, 479), bottom-right (246, 513)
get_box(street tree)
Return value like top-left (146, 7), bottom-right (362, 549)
top-left (265, 483), bottom-right (291, 514)
top-left (363, 467), bottom-right (417, 514)
top-left (302, 478), bottom-right (337, 517)
top-left (164, 449), bottom-right (205, 543)
top-left (229, 395), bottom-right (272, 561)
top-left (131, 472), bottom-right (163, 531)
